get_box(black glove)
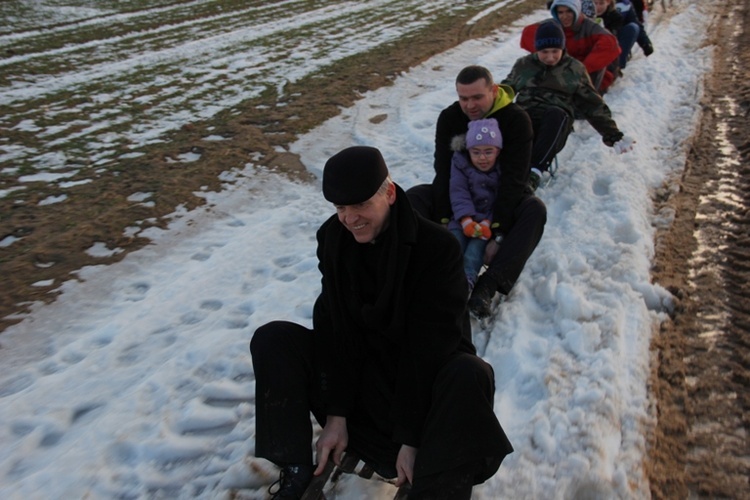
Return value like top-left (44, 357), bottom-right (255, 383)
top-left (602, 131), bottom-right (624, 147)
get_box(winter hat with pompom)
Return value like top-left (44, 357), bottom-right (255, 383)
top-left (466, 119), bottom-right (503, 149)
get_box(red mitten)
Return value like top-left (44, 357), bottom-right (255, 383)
top-left (479, 219), bottom-right (492, 240)
top-left (461, 217), bottom-right (481, 238)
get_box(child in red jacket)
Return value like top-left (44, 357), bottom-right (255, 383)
top-left (523, 0), bottom-right (620, 92)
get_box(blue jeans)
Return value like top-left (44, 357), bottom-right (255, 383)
top-left (450, 229), bottom-right (487, 284)
top-left (407, 186), bottom-right (547, 296)
top-left (617, 22), bottom-right (640, 68)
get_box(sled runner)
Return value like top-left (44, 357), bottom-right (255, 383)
top-left (545, 155), bottom-right (559, 188)
top-left (470, 292), bottom-right (506, 357)
top-left (539, 155), bottom-right (559, 190)
top-left (301, 451), bottom-right (411, 500)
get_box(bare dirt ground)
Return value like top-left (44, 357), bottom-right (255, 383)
top-left (647, 0), bottom-right (750, 497)
top-left (1, 0), bottom-right (748, 497)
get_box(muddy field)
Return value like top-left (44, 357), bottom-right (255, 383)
top-left (647, 0), bottom-right (750, 497)
top-left (1, 0), bottom-right (748, 497)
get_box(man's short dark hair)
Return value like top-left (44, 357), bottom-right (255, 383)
top-left (455, 65), bottom-right (494, 86)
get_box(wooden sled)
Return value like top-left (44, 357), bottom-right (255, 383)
top-left (301, 451), bottom-right (411, 500)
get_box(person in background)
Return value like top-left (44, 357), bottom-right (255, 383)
top-left (250, 146), bottom-right (513, 500)
top-left (504, 21), bottom-right (635, 189)
top-left (448, 118), bottom-right (503, 294)
top-left (524, 0), bottom-right (620, 92)
top-left (616, 0), bottom-right (655, 58)
top-left (548, 0), bottom-right (597, 18)
top-left (580, 0), bottom-right (597, 17)
top-left (593, 0), bottom-right (629, 72)
top-left (630, 0), bottom-right (648, 23)
top-left (406, 65), bottom-right (546, 318)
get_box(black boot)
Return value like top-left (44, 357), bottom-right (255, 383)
top-left (467, 274), bottom-right (497, 319)
top-left (268, 464), bottom-right (314, 499)
top-left (642, 40), bottom-right (654, 56)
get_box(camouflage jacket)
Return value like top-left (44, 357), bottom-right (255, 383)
top-left (502, 53), bottom-right (621, 139)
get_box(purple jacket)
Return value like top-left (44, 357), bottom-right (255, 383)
top-left (448, 151), bottom-right (501, 232)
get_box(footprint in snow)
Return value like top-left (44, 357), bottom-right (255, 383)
top-left (117, 343), bottom-right (144, 365)
top-left (123, 281), bottom-right (150, 301)
top-left (191, 251), bottom-right (211, 262)
top-left (0, 372), bottom-right (35, 398)
top-left (180, 310), bottom-right (208, 325)
top-left (200, 299), bottom-right (223, 311)
top-left (592, 176), bottom-right (612, 197)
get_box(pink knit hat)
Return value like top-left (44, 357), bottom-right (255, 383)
top-left (466, 119), bottom-right (503, 149)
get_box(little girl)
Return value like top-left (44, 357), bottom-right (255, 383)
top-left (448, 118), bottom-right (502, 293)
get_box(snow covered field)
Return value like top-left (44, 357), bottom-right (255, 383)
top-left (0, 1), bottom-right (713, 498)
top-left (0, 0), bottom-right (523, 203)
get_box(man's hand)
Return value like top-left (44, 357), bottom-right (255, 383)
top-left (395, 444), bottom-right (417, 487)
top-left (314, 416), bottom-right (348, 476)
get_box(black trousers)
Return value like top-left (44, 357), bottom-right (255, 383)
top-left (407, 186), bottom-right (546, 296)
top-left (528, 106), bottom-right (573, 173)
top-left (483, 195), bottom-right (546, 295)
top-left (250, 321), bottom-right (512, 494)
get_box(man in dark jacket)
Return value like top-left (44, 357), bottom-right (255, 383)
top-left (407, 65), bottom-right (547, 318)
top-left (251, 146), bottom-right (513, 499)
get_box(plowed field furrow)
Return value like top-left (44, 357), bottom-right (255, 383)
top-left (0, 0), bottom-right (206, 34)
top-left (0, 0), bottom-right (519, 198)
top-left (648, 1), bottom-right (750, 497)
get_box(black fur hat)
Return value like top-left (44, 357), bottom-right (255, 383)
top-left (323, 146), bottom-right (389, 205)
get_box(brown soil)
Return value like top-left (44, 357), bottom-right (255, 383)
top-left (647, 0), bottom-right (750, 497)
top-left (1, 0), bottom-right (748, 496)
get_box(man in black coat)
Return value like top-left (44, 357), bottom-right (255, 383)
top-left (251, 146), bottom-right (512, 499)
top-left (407, 65), bottom-right (547, 318)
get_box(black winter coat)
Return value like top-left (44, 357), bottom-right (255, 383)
top-left (504, 54), bottom-right (622, 141)
top-left (312, 184), bottom-right (474, 447)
